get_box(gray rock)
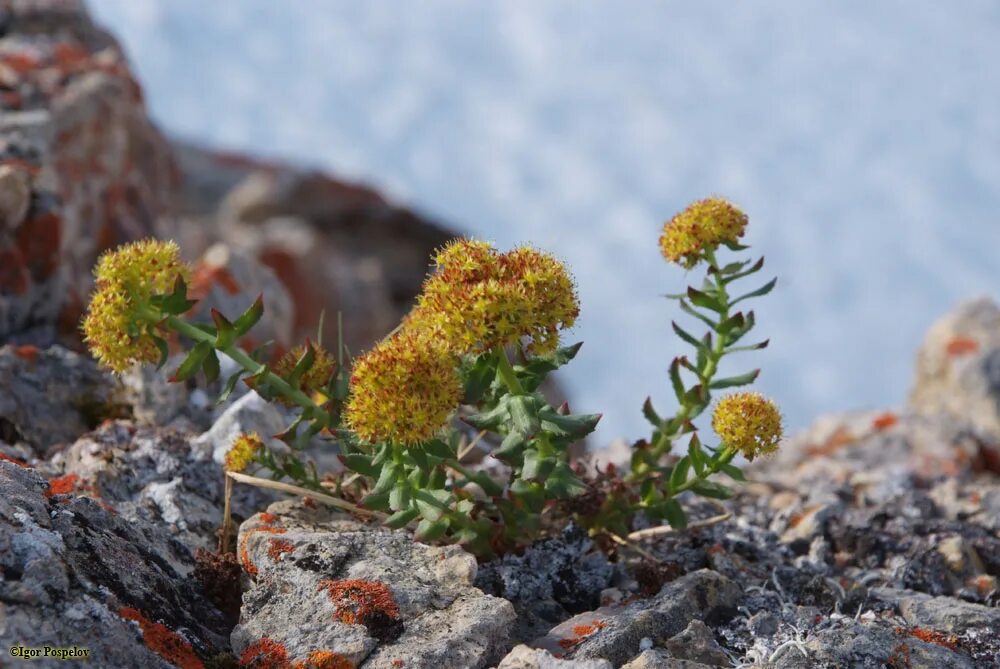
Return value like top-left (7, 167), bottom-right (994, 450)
top-left (51, 420), bottom-right (272, 554)
top-left (0, 460), bottom-right (227, 669)
top-left (664, 620), bottom-right (729, 666)
top-left (0, 344), bottom-right (119, 455)
top-left (534, 570), bottom-right (740, 666)
top-left (0, 163), bottom-right (31, 230)
top-left (874, 587), bottom-right (1000, 632)
top-left (621, 650), bottom-right (716, 669)
top-left (232, 500), bottom-right (516, 668)
top-left (476, 524), bottom-right (614, 642)
top-left (495, 645), bottom-right (611, 669)
top-left (194, 390), bottom-right (287, 466)
top-left (770, 619), bottom-right (977, 669)
top-left (909, 297), bottom-right (1000, 442)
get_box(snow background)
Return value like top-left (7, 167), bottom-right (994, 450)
top-left (88, 0), bottom-right (1000, 446)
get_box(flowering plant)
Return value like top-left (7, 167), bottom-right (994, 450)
top-left (81, 196), bottom-right (781, 558)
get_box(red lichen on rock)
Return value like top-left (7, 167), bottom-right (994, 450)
top-left (119, 607), bottom-right (204, 669)
top-left (390, 660), bottom-right (404, 668)
top-left (267, 538), bottom-right (295, 561)
top-left (0, 452), bottom-right (27, 467)
top-left (319, 579), bottom-right (402, 642)
top-left (16, 211), bottom-right (61, 280)
top-left (240, 526), bottom-right (287, 576)
top-left (558, 620), bottom-right (607, 649)
top-left (805, 426), bottom-right (855, 456)
top-left (898, 626), bottom-right (959, 650)
top-left (46, 473), bottom-right (80, 496)
top-left (946, 337), bottom-right (979, 357)
top-left (291, 650), bottom-right (356, 669)
top-left (872, 412), bottom-right (899, 431)
top-left (240, 637), bottom-right (289, 669)
top-left (887, 642), bottom-right (912, 669)
top-left (13, 344), bottom-right (40, 362)
top-left (259, 512), bottom-right (280, 525)
top-left (191, 262), bottom-right (242, 297)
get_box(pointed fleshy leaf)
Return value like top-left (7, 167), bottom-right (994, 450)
top-left (679, 299), bottom-right (718, 328)
top-left (202, 349), bottom-right (220, 383)
top-left (719, 462), bottom-right (746, 482)
top-left (662, 497), bottom-right (688, 529)
top-left (153, 336), bottom-right (169, 370)
top-left (287, 341), bottom-right (317, 387)
top-left (170, 341), bottom-right (212, 382)
top-left (233, 294), bottom-right (264, 336)
top-left (726, 339), bottom-right (769, 354)
top-left (211, 309), bottom-right (236, 350)
top-left (642, 397), bottom-right (662, 428)
top-left (669, 456), bottom-right (691, 493)
top-left (672, 321), bottom-right (706, 351)
top-left (721, 256), bottom-right (765, 284)
top-left (218, 370), bottom-right (244, 403)
top-left (687, 286), bottom-right (724, 313)
top-left (669, 358), bottom-right (686, 403)
top-left (732, 277), bottom-right (777, 306)
top-left (709, 369), bottom-right (760, 389)
top-left (384, 507), bottom-right (420, 529)
top-left (690, 479), bottom-right (733, 499)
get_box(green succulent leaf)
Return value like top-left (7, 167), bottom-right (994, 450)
top-left (287, 342), bottom-right (316, 387)
top-left (687, 286), bottom-right (725, 313)
top-left (202, 349), bottom-right (220, 383)
top-left (689, 479), bottom-right (733, 499)
top-left (642, 397), bottom-right (662, 428)
top-left (341, 453), bottom-right (378, 477)
top-left (709, 369), bottom-right (761, 390)
top-left (153, 335), bottom-right (169, 370)
top-left (233, 294), bottom-right (264, 336)
top-left (170, 340), bottom-right (212, 382)
top-left (732, 277), bottom-right (777, 306)
top-left (662, 497), bottom-right (688, 529)
top-left (384, 507), bottom-right (420, 529)
top-left (678, 299), bottom-right (717, 328)
top-left (415, 518), bottom-right (449, 541)
top-left (669, 456), bottom-right (691, 493)
top-left (719, 462), bottom-right (747, 482)
top-left (211, 309), bottom-right (236, 349)
top-left (218, 370), bottom-right (244, 403)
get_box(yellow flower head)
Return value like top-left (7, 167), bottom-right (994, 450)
top-left (345, 330), bottom-right (461, 445)
top-left (711, 391), bottom-right (783, 461)
top-left (225, 432), bottom-right (264, 472)
top-left (660, 197), bottom-right (749, 268)
top-left (82, 239), bottom-right (191, 373)
top-left (407, 239), bottom-right (579, 355)
top-left (270, 343), bottom-right (338, 402)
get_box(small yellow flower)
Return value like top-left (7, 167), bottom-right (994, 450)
top-left (82, 239), bottom-right (191, 373)
top-left (270, 343), bottom-right (338, 402)
top-left (712, 391), bottom-right (783, 461)
top-left (345, 330), bottom-right (461, 445)
top-left (660, 197), bottom-right (749, 268)
top-left (225, 432), bottom-right (264, 472)
top-left (407, 239), bottom-right (579, 354)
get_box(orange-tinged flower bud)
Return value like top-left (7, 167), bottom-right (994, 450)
top-left (660, 197), bottom-right (748, 268)
top-left (345, 330), bottom-right (461, 445)
top-left (225, 432), bottom-right (264, 472)
top-left (82, 239), bottom-right (191, 373)
top-left (270, 343), bottom-right (338, 402)
top-left (711, 391), bottom-right (783, 461)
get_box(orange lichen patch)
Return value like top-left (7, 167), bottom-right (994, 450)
top-left (558, 620), bottom-right (607, 650)
top-left (968, 574), bottom-right (997, 597)
top-left (0, 452), bottom-right (27, 468)
top-left (291, 650), bottom-right (356, 669)
top-left (190, 262), bottom-right (241, 297)
top-left (13, 344), bottom-right (39, 362)
top-left (267, 538), bottom-right (295, 561)
top-left (302, 496), bottom-right (318, 509)
top-left (240, 637), bottom-right (289, 669)
top-left (805, 426), bottom-right (855, 457)
top-left (887, 642), bottom-right (911, 669)
top-left (391, 661), bottom-right (404, 668)
top-left (118, 607), bottom-right (204, 669)
top-left (946, 337), bottom-right (979, 357)
top-left (319, 579), bottom-right (402, 641)
top-left (871, 412), bottom-right (899, 431)
top-left (259, 513), bottom-right (280, 525)
top-left (897, 626), bottom-right (958, 650)
top-left (239, 526), bottom-right (287, 577)
top-left (46, 473), bottom-right (80, 496)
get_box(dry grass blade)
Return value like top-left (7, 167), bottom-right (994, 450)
top-left (227, 471), bottom-right (387, 520)
top-left (626, 502), bottom-right (732, 541)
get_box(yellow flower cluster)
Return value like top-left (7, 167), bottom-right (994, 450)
top-left (270, 343), bottom-right (338, 402)
top-left (344, 330), bottom-right (461, 445)
top-left (407, 239), bottom-right (579, 354)
top-left (711, 392), bottom-right (783, 461)
top-left (225, 432), bottom-right (264, 472)
top-left (659, 197), bottom-right (749, 268)
top-left (82, 239), bottom-right (191, 373)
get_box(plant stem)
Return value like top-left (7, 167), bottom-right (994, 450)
top-left (164, 314), bottom-right (329, 423)
top-left (495, 346), bottom-right (525, 395)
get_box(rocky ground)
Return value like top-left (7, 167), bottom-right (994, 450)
top-left (0, 2), bottom-right (998, 668)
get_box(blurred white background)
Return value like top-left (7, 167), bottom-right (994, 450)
top-left (89, 0), bottom-right (1000, 446)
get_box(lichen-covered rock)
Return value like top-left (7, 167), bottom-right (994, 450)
top-left (49, 420), bottom-right (271, 554)
top-left (620, 651), bottom-right (715, 669)
top-left (476, 524), bottom-right (614, 642)
top-left (193, 390), bottom-right (286, 467)
top-left (495, 645), bottom-right (612, 669)
top-left (232, 500), bottom-right (516, 669)
top-left (0, 343), bottom-right (120, 455)
top-left (533, 570), bottom-right (740, 666)
top-left (662, 621), bottom-right (729, 666)
top-left (909, 297), bottom-right (1000, 442)
top-left (0, 0), bottom-right (176, 344)
top-left (0, 460), bottom-right (228, 668)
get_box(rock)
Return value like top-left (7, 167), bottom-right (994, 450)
top-left (534, 570), bottom-right (740, 666)
top-left (909, 297), bottom-right (1000, 443)
top-left (194, 390), bottom-right (287, 467)
top-left (0, 344), bottom-right (120, 455)
top-left (769, 619), bottom-right (978, 669)
top-left (620, 650), bottom-right (716, 669)
top-left (778, 502), bottom-right (842, 544)
top-left (232, 500), bottom-right (516, 668)
top-left (0, 0), bottom-right (175, 344)
top-left (746, 611), bottom-right (779, 638)
top-left (476, 524), bottom-right (614, 642)
top-left (0, 162), bottom-right (31, 229)
top-left (188, 242), bottom-right (296, 350)
top-left (118, 356), bottom-right (193, 428)
top-left (663, 621), bottom-right (729, 666)
top-left (874, 588), bottom-right (1000, 632)
top-left (50, 420), bottom-right (272, 554)
top-left (495, 645), bottom-right (612, 669)
top-left (0, 460), bottom-right (228, 668)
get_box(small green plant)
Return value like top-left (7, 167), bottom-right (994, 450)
top-left (81, 196), bottom-right (781, 558)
